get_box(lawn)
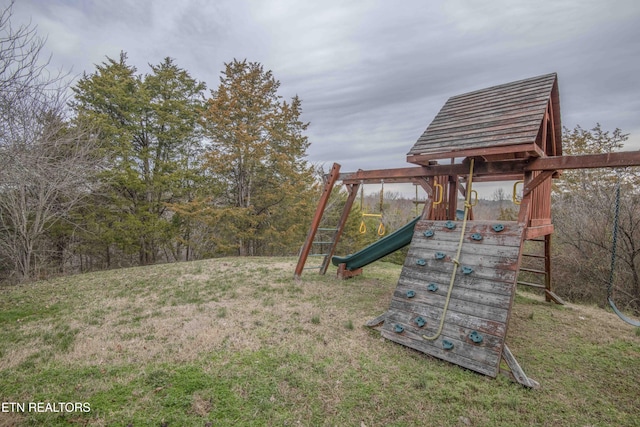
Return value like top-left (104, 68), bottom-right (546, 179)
top-left (0, 257), bottom-right (638, 426)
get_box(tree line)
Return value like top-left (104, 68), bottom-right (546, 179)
top-left (0, 2), bottom-right (317, 282)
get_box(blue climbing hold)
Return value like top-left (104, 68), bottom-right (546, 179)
top-left (462, 266), bottom-right (473, 275)
top-left (442, 340), bottom-right (454, 350)
top-left (394, 324), bottom-right (404, 333)
top-left (424, 230), bottom-right (434, 238)
top-left (445, 220), bottom-right (456, 230)
top-left (416, 259), bottom-right (427, 266)
top-left (427, 283), bottom-right (438, 292)
top-left (435, 252), bottom-right (446, 260)
top-left (415, 316), bottom-right (426, 327)
top-left (471, 233), bottom-right (483, 241)
top-left (406, 290), bottom-right (416, 298)
top-left (492, 224), bottom-right (505, 232)
top-left (469, 331), bottom-right (483, 344)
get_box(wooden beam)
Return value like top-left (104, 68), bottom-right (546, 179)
top-left (338, 151), bottom-right (640, 186)
top-left (522, 170), bottom-right (555, 196)
top-left (407, 143), bottom-right (544, 164)
top-left (525, 151), bottom-right (640, 170)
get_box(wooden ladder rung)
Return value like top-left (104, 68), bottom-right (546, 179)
top-left (519, 267), bottom-right (547, 275)
top-left (522, 253), bottom-right (545, 259)
top-left (517, 281), bottom-right (546, 289)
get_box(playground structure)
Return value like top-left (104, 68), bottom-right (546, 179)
top-left (294, 73), bottom-right (640, 387)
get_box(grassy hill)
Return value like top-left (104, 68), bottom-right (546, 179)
top-left (1, 258), bottom-right (638, 426)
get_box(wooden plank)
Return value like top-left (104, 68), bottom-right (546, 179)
top-left (502, 344), bottom-right (539, 388)
top-left (412, 133), bottom-right (540, 152)
top-left (414, 220), bottom-right (524, 247)
top-left (365, 312), bottom-right (388, 327)
top-left (408, 143), bottom-right (544, 163)
top-left (399, 270), bottom-right (516, 296)
top-left (393, 279), bottom-right (514, 311)
top-left (524, 225), bottom-right (554, 239)
top-left (380, 313), bottom-right (503, 377)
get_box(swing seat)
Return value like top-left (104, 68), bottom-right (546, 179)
top-left (608, 298), bottom-right (640, 327)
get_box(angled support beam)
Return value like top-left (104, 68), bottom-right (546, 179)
top-left (294, 163), bottom-right (341, 278)
top-left (523, 170), bottom-right (555, 197)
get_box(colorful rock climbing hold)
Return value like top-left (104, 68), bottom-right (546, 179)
top-left (406, 290), bottom-right (416, 298)
top-left (492, 223), bottom-right (505, 232)
top-left (469, 330), bottom-right (483, 343)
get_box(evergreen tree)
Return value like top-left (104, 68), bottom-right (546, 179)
top-left (200, 59), bottom-right (315, 256)
top-left (71, 53), bottom-right (205, 265)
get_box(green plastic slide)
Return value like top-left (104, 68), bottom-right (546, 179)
top-left (331, 216), bottom-right (421, 271)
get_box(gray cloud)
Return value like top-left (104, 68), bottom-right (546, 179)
top-left (12, 0), bottom-right (640, 190)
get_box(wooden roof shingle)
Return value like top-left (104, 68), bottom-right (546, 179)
top-left (407, 73), bottom-right (561, 164)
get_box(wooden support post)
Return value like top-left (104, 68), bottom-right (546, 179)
top-left (336, 263), bottom-right (363, 279)
top-left (448, 175), bottom-right (458, 220)
top-left (544, 234), bottom-right (552, 302)
top-left (294, 163), bottom-right (341, 278)
top-left (543, 232), bottom-right (565, 304)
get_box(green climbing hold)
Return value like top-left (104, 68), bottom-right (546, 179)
top-left (462, 266), bottom-right (473, 275)
top-left (445, 220), bottom-right (456, 230)
top-left (406, 290), bottom-right (416, 298)
top-left (416, 259), bottom-right (427, 266)
top-left (435, 252), bottom-right (446, 260)
top-left (427, 283), bottom-right (438, 292)
top-left (492, 224), bottom-right (505, 232)
top-left (442, 340), bottom-right (454, 350)
top-left (471, 233), bottom-right (483, 241)
top-left (469, 330), bottom-right (483, 343)
top-left (394, 324), bottom-right (404, 333)
top-left (424, 230), bottom-right (435, 238)
top-left (415, 316), bottom-right (426, 327)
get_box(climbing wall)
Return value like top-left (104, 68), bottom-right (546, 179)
top-left (380, 219), bottom-right (525, 377)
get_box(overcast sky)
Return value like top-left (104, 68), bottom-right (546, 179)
top-left (11, 0), bottom-right (640, 197)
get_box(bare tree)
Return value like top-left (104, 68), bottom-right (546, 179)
top-left (0, 2), bottom-right (98, 282)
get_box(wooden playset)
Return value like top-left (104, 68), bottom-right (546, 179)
top-left (294, 73), bottom-right (640, 387)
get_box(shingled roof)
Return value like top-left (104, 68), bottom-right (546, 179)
top-left (407, 73), bottom-right (561, 164)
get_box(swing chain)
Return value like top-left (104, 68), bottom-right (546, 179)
top-left (607, 183), bottom-right (620, 299)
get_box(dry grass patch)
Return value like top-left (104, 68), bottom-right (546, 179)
top-left (1, 257), bottom-right (638, 426)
